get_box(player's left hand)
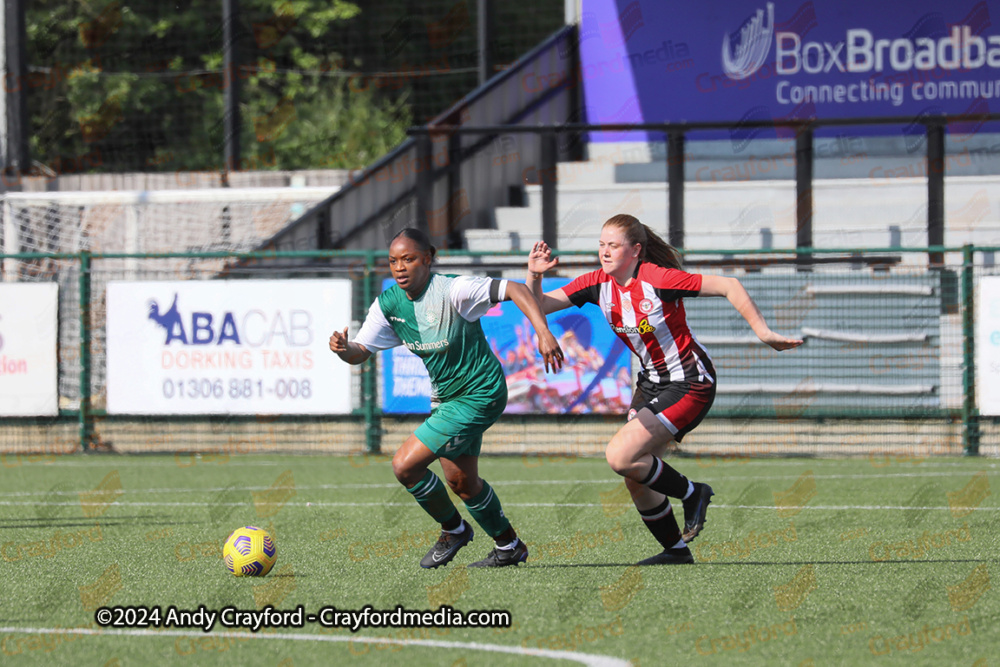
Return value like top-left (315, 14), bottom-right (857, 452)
top-left (537, 331), bottom-right (565, 373)
top-left (528, 242), bottom-right (559, 275)
top-left (759, 330), bottom-right (804, 351)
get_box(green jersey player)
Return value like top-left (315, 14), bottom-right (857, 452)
top-left (330, 228), bottom-right (564, 568)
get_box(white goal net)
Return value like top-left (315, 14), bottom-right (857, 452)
top-left (0, 186), bottom-right (337, 406)
top-left (1, 186), bottom-right (336, 275)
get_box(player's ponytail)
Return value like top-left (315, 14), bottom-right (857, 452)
top-left (603, 214), bottom-right (682, 270)
top-left (391, 227), bottom-right (437, 261)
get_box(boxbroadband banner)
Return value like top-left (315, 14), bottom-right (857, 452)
top-left (0, 283), bottom-right (58, 416)
top-left (580, 0), bottom-right (1000, 138)
top-left (106, 281), bottom-right (352, 414)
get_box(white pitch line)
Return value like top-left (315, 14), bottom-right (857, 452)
top-left (0, 484), bottom-right (388, 497)
top-left (698, 471), bottom-right (993, 480)
top-left (686, 459), bottom-right (1000, 467)
top-left (715, 503), bottom-right (1000, 512)
top-left (1, 500), bottom-right (997, 512)
top-left (0, 459), bottom-right (281, 467)
top-left (3, 457), bottom-right (997, 471)
top-left (0, 470), bottom-right (989, 498)
top-left (0, 626), bottom-right (630, 667)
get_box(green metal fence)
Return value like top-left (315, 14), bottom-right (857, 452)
top-left (0, 246), bottom-right (992, 458)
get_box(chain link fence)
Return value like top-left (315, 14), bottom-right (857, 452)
top-left (20, 0), bottom-right (565, 174)
top-left (0, 247), bottom-right (992, 458)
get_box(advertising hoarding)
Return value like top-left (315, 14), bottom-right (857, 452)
top-left (106, 280), bottom-right (352, 414)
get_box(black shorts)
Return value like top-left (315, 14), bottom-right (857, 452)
top-left (627, 377), bottom-right (716, 443)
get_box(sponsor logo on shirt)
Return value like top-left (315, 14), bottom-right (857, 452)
top-left (389, 316), bottom-right (407, 323)
top-left (405, 339), bottom-right (450, 352)
top-left (611, 318), bottom-right (656, 335)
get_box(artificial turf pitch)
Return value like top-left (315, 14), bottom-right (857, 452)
top-left (0, 452), bottom-right (997, 666)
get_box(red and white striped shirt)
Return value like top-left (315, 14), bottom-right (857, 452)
top-left (561, 262), bottom-right (715, 386)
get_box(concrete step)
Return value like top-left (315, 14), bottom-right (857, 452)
top-left (585, 139), bottom-right (1000, 181)
top-left (474, 172), bottom-right (1000, 258)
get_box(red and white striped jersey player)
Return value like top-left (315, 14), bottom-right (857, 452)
top-left (527, 214), bottom-right (803, 565)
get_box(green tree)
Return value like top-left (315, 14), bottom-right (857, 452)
top-left (24, 0), bottom-right (412, 172)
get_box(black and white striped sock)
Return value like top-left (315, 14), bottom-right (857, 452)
top-left (637, 497), bottom-right (685, 550)
top-left (639, 456), bottom-right (690, 500)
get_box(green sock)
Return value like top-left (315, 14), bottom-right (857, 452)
top-left (464, 480), bottom-right (511, 538)
top-left (406, 470), bottom-right (459, 525)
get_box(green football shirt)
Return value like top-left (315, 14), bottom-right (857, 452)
top-left (355, 273), bottom-right (508, 405)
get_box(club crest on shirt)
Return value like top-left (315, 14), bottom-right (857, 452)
top-left (424, 310), bottom-right (439, 325)
top-left (639, 298), bottom-right (654, 314)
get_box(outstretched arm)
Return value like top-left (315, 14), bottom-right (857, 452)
top-left (526, 241), bottom-right (574, 314)
top-left (328, 327), bottom-right (374, 365)
top-left (504, 282), bottom-right (565, 373)
top-left (698, 275), bottom-right (803, 351)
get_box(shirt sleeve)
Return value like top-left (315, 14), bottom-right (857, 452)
top-left (647, 265), bottom-right (703, 301)
top-left (561, 269), bottom-right (604, 307)
top-left (353, 298), bottom-right (403, 351)
top-left (450, 275), bottom-right (508, 322)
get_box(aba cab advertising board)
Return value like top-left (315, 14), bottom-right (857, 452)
top-left (382, 278), bottom-right (631, 414)
top-left (579, 0), bottom-right (1000, 140)
top-left (0, 283), bottom-right (59, 416)
top-left (106, 280), bottom-right (352, 415)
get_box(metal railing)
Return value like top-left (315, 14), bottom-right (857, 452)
top-left (0, 245), bottom-right (992, 457)
top-left (406, 114), bottom-right (1000, 268)
top-left (255, 25), bottom-right (579, 255)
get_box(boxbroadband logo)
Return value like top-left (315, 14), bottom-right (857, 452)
top-left (723, 3), bottom-right (1000, 106)
top-left (723, 3), bottom-right (775, 80)
top-left (726, 3), bottom-right (1000, 80)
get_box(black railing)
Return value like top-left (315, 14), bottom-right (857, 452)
top-left (255, 25), bottom-right (579, 255)
top-left (407, 112), bottom-right (1000, 268)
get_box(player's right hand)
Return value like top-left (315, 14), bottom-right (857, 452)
top-left (528, 241), bottom-right (559, 275)
top-left (329, 327), bottom-right (349, 354)
top-left (537, 330), bottom-right (565, 373)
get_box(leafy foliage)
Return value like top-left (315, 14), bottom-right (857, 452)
top-left (24, 0), bottom-right (412, 172)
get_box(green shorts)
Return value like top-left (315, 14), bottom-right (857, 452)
top-left (414, 388), bottom-right (507, 460)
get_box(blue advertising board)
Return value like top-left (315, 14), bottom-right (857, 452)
top-left (380, 277), bottom-right (631, 414)
top-left (578, 0), bottom-right (1000, 141)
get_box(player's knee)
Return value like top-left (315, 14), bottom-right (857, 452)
top-left (445, 472), bottom-right (481, 498)
top-left (443, 471), bottom-right (466, 494)
top-left (605, 446), bottom-right (633, 477)
top-left (391, 456), bottom-right (421, 487)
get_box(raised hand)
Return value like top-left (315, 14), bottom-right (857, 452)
top-left (528, 241), bottom-right (559, 275)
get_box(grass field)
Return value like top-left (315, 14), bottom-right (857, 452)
top-left (0, 452), bottom-right (998, 666)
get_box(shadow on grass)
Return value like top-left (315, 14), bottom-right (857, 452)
top-left (0, 516), bottom-right (197, 530)
top-left (530, 558), bottom-right (999, 567)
